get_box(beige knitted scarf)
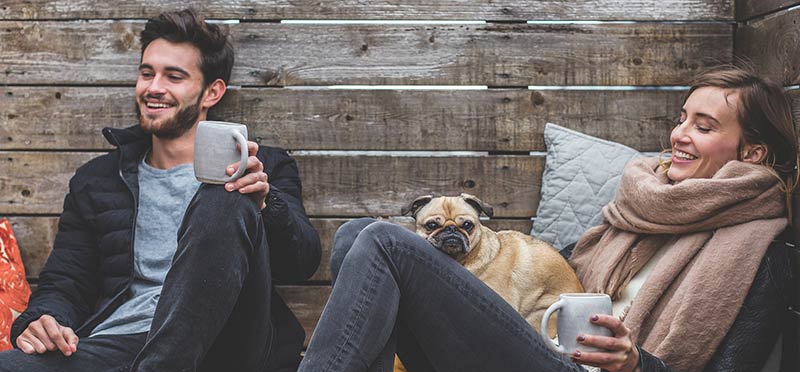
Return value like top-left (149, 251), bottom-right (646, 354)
top-left (569, 157), bottom-right (787, 372)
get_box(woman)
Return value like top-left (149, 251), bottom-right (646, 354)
top-left (298, 66), bottom-right (797, 372)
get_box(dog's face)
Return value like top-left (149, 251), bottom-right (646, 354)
top-left (403, 194), bottom-right (493, 259)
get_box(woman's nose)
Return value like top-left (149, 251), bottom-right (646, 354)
top-left (671, 121), bottom-right (690, 143)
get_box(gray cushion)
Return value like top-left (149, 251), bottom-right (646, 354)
top-left (532, 123), bottom-right (642, 250)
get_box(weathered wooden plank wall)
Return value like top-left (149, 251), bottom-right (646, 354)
top-left (1, 87), bottom-right (683, 152)
top-left (1, 22), bottom-right (731, 86)
top-left (736, 6), bottom-right (800, 86)
top-left (737, 0), bottom-right (800, 20)
top-left (0, 1), bottom-right (733, 21)
top-left (1, 0), bottom-right (741, 347)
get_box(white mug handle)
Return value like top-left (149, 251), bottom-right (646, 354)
top-left (224, 130), bottom-right (249, 183)
top-left (541, 299), bottom-right (566, 353)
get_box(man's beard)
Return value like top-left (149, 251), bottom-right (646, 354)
top-left (136, 96), bottom-right (202, 140)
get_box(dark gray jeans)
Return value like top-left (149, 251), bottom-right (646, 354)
top-left (299, 218), bottom-right (584, 372)
top-left (0, 184), bottom-right (274, 372)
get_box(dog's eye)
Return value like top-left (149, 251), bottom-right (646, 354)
top-left (425, 221), bottom-right (439, 230)
top-left (462, 221), bottom-right (474, 231)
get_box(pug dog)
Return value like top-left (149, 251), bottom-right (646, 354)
top-left (400, 193), bottom-right (584, 336)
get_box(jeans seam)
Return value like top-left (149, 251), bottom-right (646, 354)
top-left (325, 252), bottom-right (383, 372)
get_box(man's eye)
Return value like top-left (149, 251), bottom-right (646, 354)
top-left (168, 75), bottom-right (183, 81)
top-left (139, 72), bottom-right (153, 78)
top-left (425, 222), bottom-right (438, 230)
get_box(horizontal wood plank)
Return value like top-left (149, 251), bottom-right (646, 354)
top-left (0, 86), bottom-right (679, 152)
top-left (0, 152), bottom-right (542, 217)
top-left (735, 7), bottom-right (800, 86)
top-left (0, 1), bottom-right (734, 21)
top-left (9, 216), bottom-right (532, 281)
top-left (736, 0), bottom-right (799, 20)
top-left (0, 22), bottom-right (732, 86)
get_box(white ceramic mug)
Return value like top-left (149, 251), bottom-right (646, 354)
top-left (541, 293), bottom-right (613, 354)
top-left (193, 121), bottom-right (249, 184)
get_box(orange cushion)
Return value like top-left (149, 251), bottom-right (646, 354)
top-left (0, 219), bottom-right (31, 351)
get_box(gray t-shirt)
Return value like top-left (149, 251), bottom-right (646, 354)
top-left (90, 158), bottom-right (200, 337)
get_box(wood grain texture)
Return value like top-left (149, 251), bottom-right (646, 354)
top-left (736, 0), bottom-right (799, 20)
top-left (9, 216), bottom-right (532, 281)
top-left (0, 21), bottom-right (732, 86)
top-left (735, 7), bottom-right (800, 86)
top-left (0, 152), bottom-right (542, 217)
top-left (0, 86), bottom-right (679, 152)
top-left (792, 89), bottom-right (799, 136)
top-left (0, 1), bottom-right (734, 21)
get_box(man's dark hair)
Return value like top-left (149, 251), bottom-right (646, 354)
top-left (140, 9), bottom-right (234, 87)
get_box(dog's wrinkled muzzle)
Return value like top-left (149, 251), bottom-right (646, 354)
top-left (430, 227), bottom-right (469, 257)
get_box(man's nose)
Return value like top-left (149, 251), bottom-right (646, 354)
top-left (146, 76), bottom-right (167, 95)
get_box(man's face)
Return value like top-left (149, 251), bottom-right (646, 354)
top-left (135, 39), bottom-right (207, 139)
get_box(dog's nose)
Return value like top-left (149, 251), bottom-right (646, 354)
top-left (444, 226), bottom-right (457, 233)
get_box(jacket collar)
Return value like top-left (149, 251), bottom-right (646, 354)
top-left (102, 125), bottom-right (151, 175)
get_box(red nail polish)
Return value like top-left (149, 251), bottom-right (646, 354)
top-left (577, 335), bottom-right (585, 342)
top-left (591, 315), bottom-right (599, 321)
top-left (574, 350), bottom-right (581, 358)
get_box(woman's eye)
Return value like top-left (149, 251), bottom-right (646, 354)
top-left (696, 125), bottom-right (711, 133)
top-left (425, 222), bottom-right (438, 230)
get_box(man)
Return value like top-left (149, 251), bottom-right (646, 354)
top-left (1, 9), bottom-right (321, 372)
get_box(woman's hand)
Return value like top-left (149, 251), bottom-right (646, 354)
top-left (570, 314), bottom-right (641, 372)
top-left (225, 141), bottom-right (270, 209)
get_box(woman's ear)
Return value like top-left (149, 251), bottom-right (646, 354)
top-left (741, 143), bottom-right (767, 164)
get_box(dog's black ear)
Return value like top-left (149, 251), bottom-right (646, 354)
top-left (460, 193), bottom-right (494, 217)
top-left (401, 195), bottom-right (434, 218)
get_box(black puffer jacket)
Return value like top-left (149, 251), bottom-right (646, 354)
top-left (10, 125), bottom-right (321, 371)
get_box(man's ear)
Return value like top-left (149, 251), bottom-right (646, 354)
top-left (201, 78), bottom-right (227, 110)
top-left (741, 143), bottom-right (767, 164)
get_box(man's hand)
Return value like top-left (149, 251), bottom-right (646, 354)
top-left (569, 314), bottom-right (641, 372)
top-left (16, 314), bottom-right (78, 356)
top-left (225, 141), bottom-right (269, 209)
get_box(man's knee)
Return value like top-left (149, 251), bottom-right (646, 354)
top-left (183, 184), bottom-right (262, 232)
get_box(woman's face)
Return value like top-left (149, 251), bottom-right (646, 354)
top-left (668, 87), bottom-right (744, 182)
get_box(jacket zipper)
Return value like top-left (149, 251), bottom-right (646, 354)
top-left (75, 131), bottom-right (139, 336)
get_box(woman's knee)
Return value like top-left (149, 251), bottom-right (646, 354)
top-left (330, 218), bottom-right (379, 280)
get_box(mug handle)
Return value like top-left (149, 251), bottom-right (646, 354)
top-left (541, 299), bottom-right (566, 353)
top-left (224, 130), bottom-right (249, 183)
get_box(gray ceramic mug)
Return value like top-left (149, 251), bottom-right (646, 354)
top-left (194, 121), bottom-right (249, 184)
top-left (541, 293), bottom-right (613, 354)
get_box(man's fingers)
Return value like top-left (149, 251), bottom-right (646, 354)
top-left (22, 334), bottom-right (48, 354)
top-left (245, 156), bottom-right (263, 172)
top-left (27, 321), bottom-right (57, 351)
top-left (16, 335), bottom-right (36, 354)
top-left (63, 327), bottom-right (79, 354)
top-left (246, 141), bottom-right (259, 156)
top-left (238, 181), bottom-right (269, 195)
top-left (43, 319), bottom-right (72, 355)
